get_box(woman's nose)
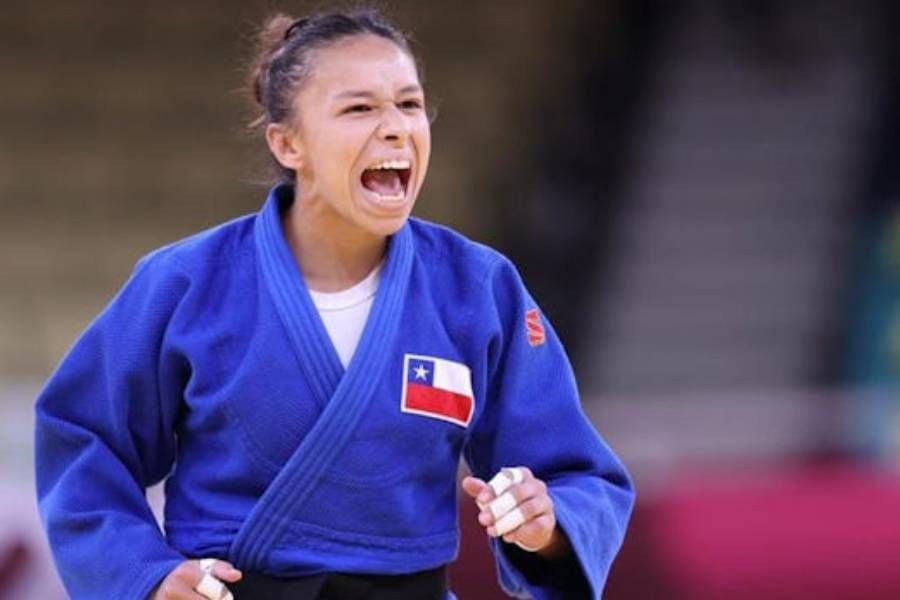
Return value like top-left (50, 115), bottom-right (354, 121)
top-left (377, 106), bottom-right (411, 144)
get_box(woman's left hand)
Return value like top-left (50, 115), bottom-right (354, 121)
top-left (462, 467), bottom-right (569, 558)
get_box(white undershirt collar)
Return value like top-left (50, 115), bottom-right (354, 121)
top-left (307, 262), bottom-right (382, 311)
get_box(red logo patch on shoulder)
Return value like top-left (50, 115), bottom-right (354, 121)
top-left (525, 308), bottom-right (546, 347)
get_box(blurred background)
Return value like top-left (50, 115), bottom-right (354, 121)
top-left (2, 0), bottom-right (899, 598)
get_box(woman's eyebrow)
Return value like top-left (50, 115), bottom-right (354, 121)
top-left (333, 85), bottom-right (423, 101)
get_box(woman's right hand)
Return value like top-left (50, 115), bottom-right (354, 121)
top-left (150, 559), bottom-right (242, 599)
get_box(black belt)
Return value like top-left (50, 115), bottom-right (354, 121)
top-left (227, 566), bottom-right (448, 600)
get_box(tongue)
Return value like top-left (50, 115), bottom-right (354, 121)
top-left (362, 169), bottom-right (403, 197)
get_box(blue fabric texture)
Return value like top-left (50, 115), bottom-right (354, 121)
top-left (35, 184), bottom-right (634, 599)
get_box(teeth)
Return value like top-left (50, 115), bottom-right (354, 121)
top-left (372, 191), bottom-right (405, 202)
top-left (369, 159), bottom-right (411, 171)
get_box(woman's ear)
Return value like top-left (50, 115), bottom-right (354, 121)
top-left (265, 123), bottom-right (305, 171)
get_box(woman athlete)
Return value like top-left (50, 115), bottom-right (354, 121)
top-left (35, 9), bottom-right (633, 600)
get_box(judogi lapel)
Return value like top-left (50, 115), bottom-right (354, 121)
top-left (229, 188), bottom-right (415, 570)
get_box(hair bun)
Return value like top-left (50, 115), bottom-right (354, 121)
top-left (248, 13), bottom-right (298, 107)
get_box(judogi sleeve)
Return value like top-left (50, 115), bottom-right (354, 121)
top-left (463, 257), bottom-right (635, 599)
top-left (35, 255), bottom-right (188, 600)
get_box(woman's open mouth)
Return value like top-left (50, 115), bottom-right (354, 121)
top-left (360, 159), bottom-right (412, 205)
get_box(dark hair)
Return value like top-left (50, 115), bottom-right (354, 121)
top-left (248, 9), bottom-right (421, 184)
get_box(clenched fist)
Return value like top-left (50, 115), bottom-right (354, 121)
top-left (150, 558), bottom-right (242, 600)
top-left (462, 466), bottom-right (571, 558)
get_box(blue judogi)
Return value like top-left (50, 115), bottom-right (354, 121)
top-left (35, 184), bottom-right (634, 599)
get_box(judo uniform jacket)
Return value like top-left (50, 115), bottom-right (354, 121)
top-left (35, 184), bottom-right (634, 599)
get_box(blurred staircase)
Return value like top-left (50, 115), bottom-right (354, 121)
top-left (583, 3), bottom-right (872, 395)
top-left (0, 2), bottom-right (261, 379)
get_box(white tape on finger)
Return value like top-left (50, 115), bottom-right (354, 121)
top-left (505, 467), bottom-right (524, 485)
top-left (195, 573), bottom-right (226, 600)
top-left (488, 467), bottom-right (524, 497)
top-left (494, 507), bottom-right (526, 536)
top-left (488, 491), bottom-right (517, 520)
top-left (487, 471), bottom-right (513, 497)
top-left (199, 558), bottom-right (216, 573)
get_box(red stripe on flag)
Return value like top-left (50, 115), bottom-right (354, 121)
top-left (405, 383), bottom-right (473, 424)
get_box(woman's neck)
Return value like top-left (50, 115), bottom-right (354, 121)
top-left (283, 194), bottom-right (386, 293)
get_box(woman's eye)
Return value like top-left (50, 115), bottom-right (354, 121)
top-left (344, 104), bottom-right (372, 114)
top-left (399, 100), bottom-right (423, 110)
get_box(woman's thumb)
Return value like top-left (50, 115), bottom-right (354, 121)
top-left (461, 475), bottom-right (487, 499)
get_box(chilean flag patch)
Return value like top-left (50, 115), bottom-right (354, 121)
top-left (402, 354), bottom-right (474, 427)
top-left (525, 308), bottom-right (546, 347)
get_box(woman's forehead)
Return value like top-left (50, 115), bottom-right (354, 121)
top-left (306, 35), bottom-right (420, 97)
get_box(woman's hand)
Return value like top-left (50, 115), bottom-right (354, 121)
top-left (150, 559), bottom-right (242, 600)
top-left (462, 467), bottom-right (570, 559)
